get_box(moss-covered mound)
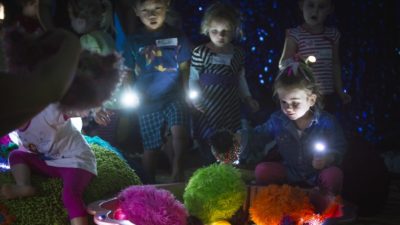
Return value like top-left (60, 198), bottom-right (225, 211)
top-left (0, 144), bottom-right (141, 225)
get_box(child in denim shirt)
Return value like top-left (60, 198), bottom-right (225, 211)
top-left (240, 59), bottom-right (346, 195)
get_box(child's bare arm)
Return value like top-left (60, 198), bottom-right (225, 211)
top-left (38, 0), bottom-right (54, 30)
top-left (179, 61), bottom-right (190, 92)
top-left (279, 37), bottom-right (297, 69)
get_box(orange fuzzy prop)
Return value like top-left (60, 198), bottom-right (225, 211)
top-left (249, 184), bottom-right (316, 225)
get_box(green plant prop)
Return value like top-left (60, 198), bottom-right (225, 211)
top-left (183, 164), bottom-right (246, 224)
top-left (0, 144), bottom-right (141, 225)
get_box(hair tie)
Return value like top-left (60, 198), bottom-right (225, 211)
top-left (287, 67), bottom-right (293, 76)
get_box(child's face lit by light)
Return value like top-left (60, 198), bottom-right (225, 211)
top-left (301, 0), bottom-right (332, 28)
top-left (277, 87), bottom-right (316, 121)
top-left (208, 19), bottom-right (234, 48)
top-left (135, 0), bottom-right (168, 31)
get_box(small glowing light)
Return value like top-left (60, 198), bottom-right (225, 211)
top-left (210, 220), bottom-right (231, 225)
top-left (198, 6), bottom-right (203, 11)
top-left (0, 163), bottom-right (10, 170)
top-left (264, 66), bottom-right (269, 72)
top-left (306, 55), bottom-right (317, 63)
top-left (314, 142), bottom-right (325, 152)
top-left (121, 90), bottom-right (140, 108)
top-left (71, 117), bottom-right (83, 131)
top-left (259, 36), bottom-right (264, 42)
top-left (259, 79), bottom-right (265, 84)
top-left (251, 46), bottom-right (256, 52)
top-left (0, 3), bottom-right (5, 21)
top-left (188, 90), bottom-right (199, 100)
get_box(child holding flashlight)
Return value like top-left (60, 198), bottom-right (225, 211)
top-left (240, 58), bottom-right (346, 195)
top-left (279, 0), bottom-right (350, 112)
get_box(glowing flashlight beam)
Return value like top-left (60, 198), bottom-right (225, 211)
top-left (188, 90), bottom-right (199, 100)
top-left (314, 142), bottom-right (326, 152)
top-left (121, 91), bottom-right (140, 108)
top-left (0, 4), bottom-right (4, 20)
top-left (306, 55), bottom-right (317, 64)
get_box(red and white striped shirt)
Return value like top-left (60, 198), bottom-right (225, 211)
top-left (287, 25), bottom-right (340, 94)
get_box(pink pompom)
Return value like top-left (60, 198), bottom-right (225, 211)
top-left (118, 185), bottom-right (188, 225)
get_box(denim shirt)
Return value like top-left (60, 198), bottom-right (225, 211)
top-left (239, 108), bottom-right (347, 184)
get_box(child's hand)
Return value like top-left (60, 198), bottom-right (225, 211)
top-left (245, 96), bottom-right (260, 112)
top-left (339, 92), bottom-right (351, 104)
top-left (94, 108), bottom-right (113, 126)
top-left (312, 154), bottom-right (334, 170)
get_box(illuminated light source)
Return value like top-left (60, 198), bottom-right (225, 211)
top-left (0, 3), bottom-right (5, 21)
top-left (210, 220), bottom-right (231, 225)
top-left (71, 117), bottom-right (83, 131)
top-left (188, 90), bottom-right (199, 100)
top-left (121, 90), bottom-right (140, 108)
top-left (0, 163), bottom-right (10, 170)
top-left (306, 55), bottom-right (317, 64)
top-left (314, 142), bottom-right (326, 153)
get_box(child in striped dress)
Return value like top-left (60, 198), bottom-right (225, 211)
top-left (189, 2), bottom-right (259, 164)
top-left (279, 0), bottom-right (351, 112)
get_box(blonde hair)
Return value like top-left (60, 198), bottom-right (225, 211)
top-left (200, 1), bottom-right (242, 39)
top-left (69, 0), bottom-right (113, 31)
top-left (274, 60), bottom-right (323, 108)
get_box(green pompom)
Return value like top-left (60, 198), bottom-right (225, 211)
top-left (0, 144), bottom-right (141, 225)
top-left (183, 164), bottom-right (246, 224)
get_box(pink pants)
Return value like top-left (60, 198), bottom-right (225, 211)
top-left (9, 150), bottom-right (95, 219)
top-left (255, 162), bottom-right (343, 194)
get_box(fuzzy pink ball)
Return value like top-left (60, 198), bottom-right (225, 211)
top-left (118, 185), bottom-right (188, 225)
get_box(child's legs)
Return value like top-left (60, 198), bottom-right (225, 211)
top-left (138, 111), bottom-right (164, 183)
top-left (318, 166), bottom-right (343, 194)
top-left (3, 150), bottom-right (58, 198)
top-left (254, 162), bottom-right (287, 185)
top-left (58, 167), bottom-right (95, 220)
top-left (165, 100), bottom-right (190, 181)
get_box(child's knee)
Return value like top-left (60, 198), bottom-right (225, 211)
top-left (8, 150), bottom-right (29, 165)
top-left (255, 162), bottom-right (287, 185)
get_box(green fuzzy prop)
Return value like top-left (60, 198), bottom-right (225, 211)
top-left (183, 164), bottom-right (247, 224)
top-left (0, 144), bottom-right (141, 225)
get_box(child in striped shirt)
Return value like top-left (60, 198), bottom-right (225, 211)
top-left (279, 0), bottom-right (351, 112)
top-left (189, 2), bottom-right (259, 165)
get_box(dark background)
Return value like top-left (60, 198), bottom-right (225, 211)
top-left (1, 0), bottom-right (399, 149)
top-left (175, 0), bottom-right (400, 148)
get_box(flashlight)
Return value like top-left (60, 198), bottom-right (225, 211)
top-left (188, 90), bottom-right (199, 100)
top-left (0, 3), bottom-right (5, 22)
top-left (120, 90), bottom-right (140, 108)
top-left (314, 142), bottom-right (325, 153)
top-left (306, 55), bottom-right (317, 64)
